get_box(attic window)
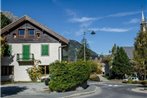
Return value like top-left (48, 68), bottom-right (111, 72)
top-left (13, 33), bottom-right (16, 38)
top-left (18, 29), bottom-right (25, 36)
top-left (28, 29), bottom-right (35, 36)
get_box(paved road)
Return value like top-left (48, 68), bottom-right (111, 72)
top-left (78, 82), bottom-right (147, 98)
top-left (1, 82), bottom-right (147, 98)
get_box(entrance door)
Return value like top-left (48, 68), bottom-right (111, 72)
top-left (23, 45), bottom-right (30, 60)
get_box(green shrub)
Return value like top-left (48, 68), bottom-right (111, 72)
top-left (141, 80), bottom-right (147, 86)
top-left (49, 61), bottom-right (90, 92)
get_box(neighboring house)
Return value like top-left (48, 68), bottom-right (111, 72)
top-left (1, 15), bottom-right (68, 82)
top-left (123, 47), bottom-right (134, 59)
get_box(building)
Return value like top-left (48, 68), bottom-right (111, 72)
top-left (123, 11), bottom-right (147, 59)
top-left (1, 16), bottom-right (69, 81)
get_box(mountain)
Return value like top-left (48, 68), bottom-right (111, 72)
top-left (66, 40), bottom-right (98, 61)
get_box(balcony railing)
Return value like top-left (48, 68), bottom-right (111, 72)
top-left (17, 53), bottom-right (34, 61)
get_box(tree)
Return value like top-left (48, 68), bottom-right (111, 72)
top-left (0, 12), bottom-right (12, 29)
top-left (0, 13), bottom-right (12, 57)
top-left (77, 38), bottom-right (91, 61)
top-left (111, 47), bottom-right (132, 79)
top-left (134, 31), bottom-right (147, 80)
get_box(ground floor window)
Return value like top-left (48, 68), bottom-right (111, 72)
top-left (1, 66), bottom-right (14, 76)
top-left (39, 65), bottom-right (49, 75)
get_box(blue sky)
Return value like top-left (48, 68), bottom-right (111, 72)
top-left (1, 0), bottom-right (147, 54)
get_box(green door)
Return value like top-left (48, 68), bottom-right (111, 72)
top-left (23, 45), bottom-right (30, 60)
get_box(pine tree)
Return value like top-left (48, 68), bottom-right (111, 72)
top-left (0, 12), bottom-right (12, 29)
top-left (111, 47), bottom-right (132, 79)
top-left (134, 31), bottom-right (147, 80)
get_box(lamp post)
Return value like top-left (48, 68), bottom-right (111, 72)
top-left (83, 30), bottom-right (96, 61)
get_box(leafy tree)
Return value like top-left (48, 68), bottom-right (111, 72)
top-left (134, 31), bottom-right (147, 80)
top-left (111, 47), bottom-right (132, 79)
top-left (77, 38), bottom-right (91, 60)
top-left (0, 13), bottom-right (12, 57)
top-left (0, 12), bottom-right (12, 29)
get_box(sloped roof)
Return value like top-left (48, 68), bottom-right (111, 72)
top-left (1, 15), bottom-right (69, 44)
top-left (123, 46), bottom-right (134, 59)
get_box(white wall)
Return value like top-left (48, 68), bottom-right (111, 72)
top-left (5, 43), bottom-right (61, 81)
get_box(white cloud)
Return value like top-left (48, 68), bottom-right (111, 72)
top-left (89, 27), bottom-right (129, 32)
top-left (70, 17), bottom-right (97, 23)
top-left (127, 18), bottom-right (140, 24)
top-left (66, 9), bottom-right (77, 18)
top-left (108, 11), bottom-right (140, 17)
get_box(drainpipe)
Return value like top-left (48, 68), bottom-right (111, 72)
top-left (58, 45), bottom-right (67, 61)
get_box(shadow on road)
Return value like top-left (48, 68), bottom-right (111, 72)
top-left (1, 86), bottom-right (27, 97)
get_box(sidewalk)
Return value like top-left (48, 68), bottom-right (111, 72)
top-left (48, 85), bottom-right (100, 98)
top-left (132, 87), bottom-right (147, 94)
top-left (1, 82), bottom-right (100, 98)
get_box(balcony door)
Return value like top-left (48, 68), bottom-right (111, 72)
top-left (23, 45), bottom-right (30, 60)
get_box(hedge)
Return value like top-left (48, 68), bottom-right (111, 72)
top-left (49, 61), bottom-right (90, 92)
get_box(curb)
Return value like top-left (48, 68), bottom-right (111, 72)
top-left (131, 87), bottom-right (147, 94)
top-left (61, 86), bottom-right (99, 98)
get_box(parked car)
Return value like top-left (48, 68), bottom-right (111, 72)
top-left (123, 77), bottom-right (139, 82)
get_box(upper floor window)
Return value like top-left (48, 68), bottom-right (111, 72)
top-left (28, 29), bottom-right (35, 36)
top-left (18, 29), bottom-right (25, 36)
top-left (41, 44), bottom-right (49, 56)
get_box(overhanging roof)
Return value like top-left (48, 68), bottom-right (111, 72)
top-left (1, 15), bottom-right (69, 44)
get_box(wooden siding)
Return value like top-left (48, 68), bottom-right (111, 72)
top-left (3, 22), bottom-right (60, 43)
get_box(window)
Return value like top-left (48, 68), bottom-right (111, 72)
top-left (39, 65), bottom-right (49, 75)
top-left (41, 45), bottom-right (49, 56)
top-left (1, 66), bottom-right (14, 76)
top-left (28, 29), bottom-right (35, 36)
top-left (18, 29), bottom-right (25, 36)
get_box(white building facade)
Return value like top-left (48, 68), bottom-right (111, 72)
top-left (1, 16), bottom-right (68, 81)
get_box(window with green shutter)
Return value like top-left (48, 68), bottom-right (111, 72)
top-left (41, 45), bottom-right (49, 56)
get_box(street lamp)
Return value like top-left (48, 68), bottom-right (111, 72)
top-left (83, 30), bottom-right (96, 61)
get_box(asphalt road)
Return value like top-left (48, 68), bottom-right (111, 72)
top-left (1, 82), bottom-right (147, 98)
top-left (79, 82), bottom-right (147, 98)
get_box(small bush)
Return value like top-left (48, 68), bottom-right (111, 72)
top-left (89, 73), bottom-right (100, 81)
top-left (49, 61), bottom-right (90, 92)
top-left (86, 60), bottom-right (102, 74)
top-left (27, 66), bottom-right (42, 82)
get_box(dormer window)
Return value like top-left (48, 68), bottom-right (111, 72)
top-left (28, 29), bottom-right (35, 36)
top-left (18, 29), bottom-right (25, 36)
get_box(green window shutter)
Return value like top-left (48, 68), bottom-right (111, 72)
top-left (23, 45), bottom-right (30, 60)
top-left (41, 45), bottom-right (49, 56)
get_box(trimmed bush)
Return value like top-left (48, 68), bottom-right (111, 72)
top-left (49, 61), bottom-right (90, 92)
